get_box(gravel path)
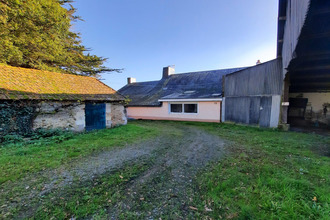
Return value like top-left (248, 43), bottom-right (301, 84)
top-left (109, 125), bottom-right (227, 218)
top-left (0, 122), bottom-right (227, 219)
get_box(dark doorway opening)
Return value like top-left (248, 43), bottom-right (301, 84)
top-left (285, 1), bottom-right (330, 132)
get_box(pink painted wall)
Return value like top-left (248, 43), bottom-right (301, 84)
top-left (126, 101), bottom-right (221, 123)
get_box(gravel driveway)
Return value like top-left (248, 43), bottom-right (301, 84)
top-left (0, 122), bottom-right (227, 219)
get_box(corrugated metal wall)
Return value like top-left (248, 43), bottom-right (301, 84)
top-left (282, 0), bottom-right (311, 75)
top-left (225, 59), bottom-right (283, 96)
top-left (223, 59), bottom-right (283, 128)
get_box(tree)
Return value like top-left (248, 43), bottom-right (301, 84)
top-left (0, 0), bottom-right (119, 76)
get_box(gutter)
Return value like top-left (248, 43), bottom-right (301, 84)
top-left (158, 98), bottom-right (223, 102)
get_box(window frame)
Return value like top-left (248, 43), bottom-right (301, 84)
top-left (169, 103), bottom-right (183, 113)
top-left (183, 103), bottom-right (198, 114)
top-left (169, 102), bottom-right (199, 114)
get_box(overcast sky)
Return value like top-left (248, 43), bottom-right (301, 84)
top-left (72, 0), bottom-right (279, 90)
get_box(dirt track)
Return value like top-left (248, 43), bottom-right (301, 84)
top-left (0, 122), bottom-right (227, 219)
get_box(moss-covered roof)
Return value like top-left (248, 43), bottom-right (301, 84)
top-left (0, 64), bottom-right (124, 101)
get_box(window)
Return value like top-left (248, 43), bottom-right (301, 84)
top-left (184, 104), bottom-right (197, 113)
top-left (170, 104), bottom-right (182, 113)
top-left (170, 103), bottom-right (198, 114)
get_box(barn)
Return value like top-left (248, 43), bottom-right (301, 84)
top-left (0, 65), bottom-right (127, 135)
top-left (222, 59), bottom-right (283, 128)
top-left (279, 0), bottom-right (330, 130)
top-left (118, 0), bottom-right (330, 130)
top-left (222, 0), bottom-right (330, 130)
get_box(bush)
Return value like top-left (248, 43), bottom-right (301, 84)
top-left (0, 129), bottom-right (74, 147)
top-left (33, 128), bottom-right (68, 138)
top-left (0, 134), bottom-right (24, 145)
top-left (0, 101), bottom-right (37, 135)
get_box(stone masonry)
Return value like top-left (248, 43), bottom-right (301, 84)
top-left (33, 101), bottom-right (85, 132)
top-left (33, 101), bottom-right (127, 132)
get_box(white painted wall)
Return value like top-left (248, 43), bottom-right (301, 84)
top-left (289, 92), bottom-right (330, 126)
top-left (289, 93), bottom-right (330, 112)
top-left (127, 101), bottom-right (221, 123)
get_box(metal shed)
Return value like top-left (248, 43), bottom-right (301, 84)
top-left (222, 59), bottom-right (283, 127)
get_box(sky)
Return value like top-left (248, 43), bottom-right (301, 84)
top-left (72, 0), bottom-right (279, 90)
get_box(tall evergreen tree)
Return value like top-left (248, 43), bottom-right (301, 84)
top-left (0, 0), bottom-right (118, 76)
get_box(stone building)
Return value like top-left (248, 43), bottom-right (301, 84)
top-left (0, 65), bottom-right (127, 135)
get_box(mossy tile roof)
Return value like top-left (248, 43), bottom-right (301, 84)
top-left (0, 65), bottom-right (124, 101)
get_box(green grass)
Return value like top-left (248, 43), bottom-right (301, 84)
top-left (0, 120), bottom-right (329, 219)
top-left (177, 122), bottom-right (330, 219)
top-left (33, 161), bottom-right (152, 219)
top-left (0, 124), bottom-right (159, 183)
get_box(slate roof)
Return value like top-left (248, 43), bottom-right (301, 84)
top-left (0, 64), bottom-right (124, 101)
top-left (119, 67), bottom-right (247, 106)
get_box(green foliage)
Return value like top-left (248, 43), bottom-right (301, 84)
top-left (33, 128), bottom-right (69, 138)
top-left (0, 134), bottom-right (24, 144)
top-left (1, 127), bottom-right (74, 147)
top-left (0, 0), bottom-right (118, 76)
top-left (120, 96), bottom-right (132, 106)
top-left (0, 101), bottom-right (37, 135)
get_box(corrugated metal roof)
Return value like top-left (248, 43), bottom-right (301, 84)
top-left (0, 64), bottom-right (124, 101)
top-left (119, 67), bottom-right (247, 106)
top-left (224, 59), bottom-right (283, 97)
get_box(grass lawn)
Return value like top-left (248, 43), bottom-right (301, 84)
top-left (0, 124), bottom-right (159, 183)
top-left (0, 121), bottom-right (329, 219)
top-left (185, 122), bottom-right (330, 219)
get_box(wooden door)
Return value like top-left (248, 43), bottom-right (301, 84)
top-left (85, 103), bottom-right (106, 131)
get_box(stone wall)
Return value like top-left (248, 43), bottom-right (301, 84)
top-left (33, 101), bottom-right (127, 131)
top-left (33, 101), bottom-right (85, 132)
top-left (109, 103), bottom-right (127, 127)
top-left (1, 100), bottom-right (127, 134)
top-left (106, 103), bottom-right (112, 128)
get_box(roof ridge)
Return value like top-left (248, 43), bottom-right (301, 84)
top-left (223, 58), bottom-right (280, 77)
top-left (131, 80), bottom-right (160, 84)
top-left (0, 64), bottom-right (97, 80)
top-left (122, 67), bottom-right (249, 86)
top-left (172, 66), bottom-right (249, 76)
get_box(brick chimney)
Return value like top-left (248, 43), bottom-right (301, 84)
top-left (127, 77), bottom-right (136, 84)
top-left (162, 66), bottom-right (175, 78)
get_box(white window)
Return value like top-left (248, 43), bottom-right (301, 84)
top-left (169, 103), bottom-right (198, 114)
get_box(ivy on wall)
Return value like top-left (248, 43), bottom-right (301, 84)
top-left (0, 101), bottom-right (37, 136)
